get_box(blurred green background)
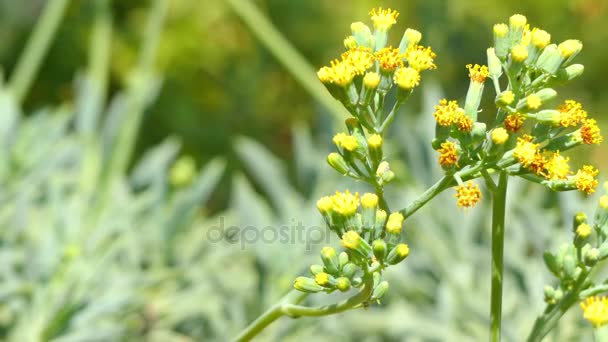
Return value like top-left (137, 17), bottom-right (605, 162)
top-left (1, 0), bottom-right (607, 341)
top-left (1, 0), bottom-right (606, 209)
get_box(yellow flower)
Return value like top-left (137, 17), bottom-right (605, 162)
top-left (530, 153), bottom-right (548, 177)
top-left (545, 151), bottom-right (570, 180)
top-left (509, 14), bottom-right (527, 28)
top-left (361, 193), bottom-right (379, 209)
top-left (531, 28), bottom-right (551, 48)
top-left (363, 72), bottom-right (380, 89)
top-left (403, 28), bottom-right (422, 47)
top-left (317, 59), bottom-right (356, 87)
top-left (341, 230), bottom-right (363, 249)
top-left (433, 99), bottom-right (461, 126)
top-left (504, 113), bottom-right (525, 132)
top-left (394, 244), bottom-right (410, 258)
top-left (557, 100), bottom-right (587, 127)
top-left (581, 296), bottom-right (608, 327)
top-left (367, 134), bottom-right (382, 148)
top-left (317, 196), bottom-right (333, 213)
top-left (526, 94), bottom-right (542, 109)
top-left (405, 45), bottom-right (437, 71)
top-left (341, 47), bottom-right (375, 75)
top-left (386, 212), bottom-right (404, 234)
top-left (497, 90), bottom-right (515, 105)
top-left (454, 181), bottom-right (482, 208)
top-left (438, 141), bottom-right (459, 167)
top-left (491, 128), bottom-right (509, 145)
top-left (331, 190), bottom-right (360, 216)
top-left (493, 23), bottom-right (508, 38)
top-left (574, 165), bottom-right (599, 194)
top-left (315, 272), bottom-right (330, 286)
top-left (467, 64), bottom-right (490, 83)
top-left (514, 136), bottom-right (539, 168)
top-left (580, 119), bottom-right (603, 145)
top-left (376, 47), bottom-right (404, 71)
top-left (393, 67), bottom-right (420, 90)
top-left (576, 223), bottom-right (592, 239)
top-left (456, 112), bottom-right (473, 132)
top-left (369, 7), bottom-right (399, 32)
top-left (558, 39), bottom-right (583, 58)
top-left (333, 132), bottom-right (359, 151)
top-left (511, 44), bottom-right (529, 62)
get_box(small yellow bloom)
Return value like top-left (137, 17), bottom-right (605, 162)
top-left (456, 112), bottom-right (473, 132)
top-left (509, 14), bottom-right (527, 28)
top-left (511, 44), bottom-right (529, 62)
top-left (526, 94), bottom-right (542, 110)
top-left (317, 59), bottom-right (356, 87)
top-left (600, 195), bottom-right (608, 209)
top-left (576, 223), bottom-right (592, 239)
top-left (491, 128), bottom-right (509, 145)
top-left (341, 47), bottom-right (375, 75)
top-left (581, 296), bottom-right (608, 327)
top-left (405, 45), bottom-right (437, 71)
top-left (361, 193), bottom-right (379, 209)
top-left (433, 99), bottom-right (461, 126)
top-left (386, 212), bottom-right (404, 234)
top-left (375, 47), bottom-right (404, 71)
top-left (367, 134), bottom-right (382, 148)
top-left (393, 67), bottom-right (420, 90)
top-left (558, 39), bottom-right (583, 58)
top-left (317, 196), bottom-right (333, 213)
top-left (369, 7), bottom-right (399, 32)
top-left (557, 100), bottom-right (587, 127)
top-left (341, 230), bottom-right (363, 249)
top-left (574, 165), bottom-right (599, 194)
top-left (331, 190), bottom-right (360, 216)
top-left (514, 136), bottom-right (539, 168)
top-left (454, 181), bottom-right (482, 208)
top-left (545, 151), bottom-right (570, 180)
top-left (580, 119), bottom-right (603, 145)
top-left (497, 90), bottom-right (515, 105)
top-left (493, 23), bottom-right (508, 38)
top-left (438, 141), bottom-right (459, 167)
top-left (531, 28), bottom-right (551, 48)
top-left (333, 132), bottom-right (359, 151)
top-left (404, 28), bottom-right (422, 46)
top-left (504, 113), bottom-right (525, 132)
top-left (466, 64), bottom-right (490, 83)
top-left (315, 272), bottom-right (330, 286)
top-left (395, 244), bottom-right (410, 258)
top-left (344, 36), bottom-right (358, 49)
top-left (363, 72), bottom-right (381, 89)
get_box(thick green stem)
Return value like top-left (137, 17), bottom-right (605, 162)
top-left (526, 270), bottom-right (589, 342)
top-left (9, 0), bottom-right (71, 103)
top-left (490, 172), bottom-right (508, 342)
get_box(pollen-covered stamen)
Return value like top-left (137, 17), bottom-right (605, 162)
top-left (466, 64), bottom-right (490, 83)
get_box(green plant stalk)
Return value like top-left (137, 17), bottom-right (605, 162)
top-left (9, 0), bottom-right (71, 103)
top-left (233, 275), bottom-right (374, 342)
top-left (490, 171), bottom-right (508, 342)
top-left (225, 0), bottom-right (349, 122)
top-left (526, 269), bottom-right (590, 342)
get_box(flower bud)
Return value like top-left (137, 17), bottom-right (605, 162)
top-left (371, 281), bottom-right (389, 301)
top-left (535, 44), bottom-right (562, 74)
top-left (386, 243), bottom-right (410, 265)
top-left (493, 23), bottom-right (510, 58)
top-left (170, 156), bottom-right (197, 187)
top-left (361, 193), bottom-right (378, 228)
top-left (584, 247), bottom-right (600, 266)
top-left (471, 122), bottom-right (487, 144)
top-left (374, 209), bottom-right (387, 239)
top-left (399, 28), bottom-right (422, 53)
top-left (554, 64), bottom-right (584, 84)
top-left (367, 134), bottom-right (383, 163)
top-left (339, 251), bottom-right (349, 268)
top-left (511, 44), bottom-right (528, 63)
top-left (327, 153), bottom-right (350, 175)
top-left (351, 22), bottom-right (374, 49)
top-left (341, 262), bottom-right (358, 278)
top-left (543, 251), bottom-right (561, 277)
top-left (563, 255), bottom-right (576, 280)
top-left (294, 276), bottom-right (325, 293)
top-left (314, 272), bottom-right (333, 286)
top-left (321, 246), bottom-right (341, 274)
top-left (557, 39), bottom-right (582, 60)
top-left (336, 277), bottom-right (351, 292)
top-left (544, 285), bottom-right (557, 304)
top-left (360, 72), bottom-right (380, 106)
top-left (386, 212), bottom-right (404, 235)
top-left (487, 48), bottom-right (502, 78)
top-left (491, 128), bottom-right (509, 145)
top-left (376, 161), bottom-right (395, 185)
top-left (341, 231), bottom-right (372, 257)
top-left (508, 14), bottom-right (527, 46)
top-left (573, 212), bottom-right (588, 231)
top-left (372, 239), bottom-right (388, 262)
top-left (496, 90), bottom-right (515, 107)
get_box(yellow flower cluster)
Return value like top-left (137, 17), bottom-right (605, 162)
top-left (404, 45), bottom-right (437, 71)
top-left (333, 132), bottom-right (359, 151)
top-left (545, 152), bottom-right (570, 180)
top-left (556, 100), bottom-right (587, 127)
top-left (438, 141), bottom-right (459, 167)
top-left (433, 99), bottom-right (465, 126)
top-left (580, 119), bottom-right (603, 145)
top-left (504, 113), bottom-right (525, 132)
top-left (393, 67), bottom-right (420, 90)
top-left (317, 190), bottom-right (360, 217)
top-left (376, 47), bottom-right (404, 71)
top-left (581, 296), bottom-right (608, 327)
top-left (514, 136), bottom-right (539, 168)
top-left (386, 212), bottom-right (404, 234)
top-left (574, 166), bottom-right (599, 194)
top-left (454, 182), bottom-right (482, 208)
top-left (369, 7), bottom-right (399, 32)
top-left (466, 64), bottom-right (490, 83)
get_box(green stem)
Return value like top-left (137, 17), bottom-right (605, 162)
top-left (490, 171), bottom-right (508, 342)
top-left (9, 0), bottom-right (71, 103)
top-left (526, 270), bottom-right (590, 342)
top-left (233, 275), bottom-right (374, 341)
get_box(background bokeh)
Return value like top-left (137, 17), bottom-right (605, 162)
top-left (1, 0), bottom-right (607, 341)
